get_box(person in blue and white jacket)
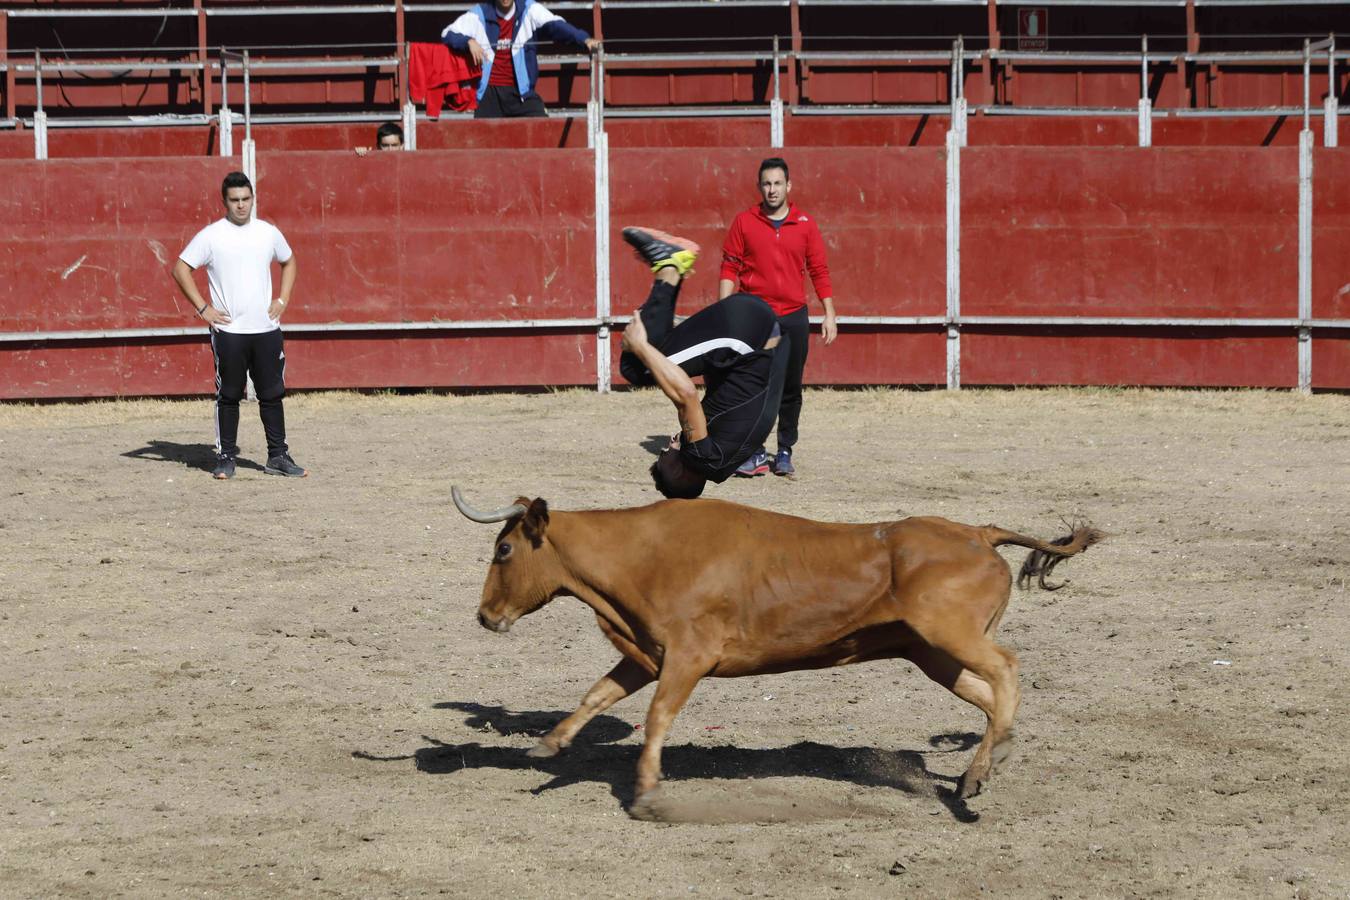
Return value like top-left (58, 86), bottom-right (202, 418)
top-left (441, 0), bottom-right (598, 119)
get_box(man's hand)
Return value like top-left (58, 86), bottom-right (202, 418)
top-left (821, 311), bottom-right (838, 346)
top-left (268, 298), bottom-right (288, 321)
top-left (467, 39), bottom-right (487, 65)
top-left (585, 38), bottom-right (600, 53)
top-left (622, 311), bottom-right (647, 351)
top-left (200, 306), bottom-right (231, 327)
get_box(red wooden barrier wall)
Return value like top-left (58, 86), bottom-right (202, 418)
top-left (2, 145), bottom-right (1347, 399)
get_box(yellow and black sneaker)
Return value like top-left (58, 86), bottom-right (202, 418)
top-left (621, 226), bottom-right (700, 277)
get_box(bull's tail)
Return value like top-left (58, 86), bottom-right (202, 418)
top-left (980, 522), bottom-right (1106, 591)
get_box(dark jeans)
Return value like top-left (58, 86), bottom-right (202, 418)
top-left (772, 305), bottom-right (810, 451)
top-left (210, 328), bottom-right (289, 459)
top-left (474, 84), bottom-right (548, 119)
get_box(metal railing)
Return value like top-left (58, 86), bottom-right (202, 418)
top-left (9, 34), bottom-right (1349, 147)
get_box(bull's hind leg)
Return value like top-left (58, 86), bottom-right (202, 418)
top-left (528, 657), bottom-right (654, 759)
top-left (910, 636), bottom-right (1021, 799)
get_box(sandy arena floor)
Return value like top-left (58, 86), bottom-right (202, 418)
top-left (1, 387), bottom-right (1347, 898)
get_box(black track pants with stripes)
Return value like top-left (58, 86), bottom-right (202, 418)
top-left (619, 281), bottom-right (779, 386)
top-left (210, 328), bottom-right (289, 459)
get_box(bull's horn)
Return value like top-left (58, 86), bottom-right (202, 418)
top-left (452, 486), bottom-right (527, 524)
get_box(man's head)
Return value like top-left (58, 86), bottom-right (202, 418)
top-left (220, 171), bottom-right (254, 226)
top-left (376, 122), bottom-right (404, 151)
top-left (757, 157), bottom-right (790, 216)
top-left (650, 448), bottom-right (706, 500)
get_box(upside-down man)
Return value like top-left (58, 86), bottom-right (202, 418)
top-left (618, 227), bottom-right (790, 500)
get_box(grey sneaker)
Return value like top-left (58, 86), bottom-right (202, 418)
top-left (771, 448), bottom-right (795, 477)
top-left (734, 448), bottom-right (770, 478)
top-left (264, 453), bottom-right (308, 478)
top-left (211, 454), bottom-right (236, 480)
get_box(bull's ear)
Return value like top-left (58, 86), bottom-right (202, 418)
top-left (521, 497), bottom-right (550, 547)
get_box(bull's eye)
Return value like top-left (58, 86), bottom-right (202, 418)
top-left (496, 542), bottom-right (512, 561)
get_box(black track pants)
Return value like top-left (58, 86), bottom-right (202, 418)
top-left (772, 305), bottom-right (810, 451)
top-left (210, 328), bottom-right (289, 459)
top-left (474, 85), bottom-right (548, 119)
top-left (619, 283), bottom-right (778, 386)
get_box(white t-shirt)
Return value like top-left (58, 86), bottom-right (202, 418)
top-left (179, 218), bottom-right (294, 335)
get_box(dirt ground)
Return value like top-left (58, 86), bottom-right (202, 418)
top-left (1, 387), bottom-right (1347, 898)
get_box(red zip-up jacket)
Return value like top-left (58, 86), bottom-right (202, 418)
top-left (719, 202), bottom-right (833, 317)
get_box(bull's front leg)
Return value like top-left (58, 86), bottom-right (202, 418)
top-left (528, 657), bottom-right (654, 758)
top-left (628, 660), bottom-right (706, 819)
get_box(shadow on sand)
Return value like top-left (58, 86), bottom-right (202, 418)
top-left (353, 701), bottom-right (983, 823)
top-left (122, 440), bottom-right (263, 474)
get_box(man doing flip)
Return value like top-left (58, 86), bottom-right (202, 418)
top-left (619, 227), bottom-right (790, 499)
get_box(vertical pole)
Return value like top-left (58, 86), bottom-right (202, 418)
top-left (594, 130), bottom-right (611, 393)
top-left (586, 41), bottom-right (597, 149)
top-left (1298, 127), bottom-right (1312, 394)
top-left (197, 0), bottom-right (210, 117)
top-left (2, 13), bottom-right (15, 122)
top-left (770, 35), bottom-right (784, 148)
top-left (402, 97), bottom-right (416, 151)
top-left (945, 127), bottom-right (961, 391)
top-left (219, 49), bottom-right (232, 157)
top-left (33, 50), bottom-right (47, 160)
top-left (1139, 34), bottom-right (1152, 147)
top-left (788, 0), bottom-right (801, 106)
top-left (595, 45), bottom-right (605, 139)
top-left (951, 38), bottom-right (967, 147)
top-left (242, 50), bottom-right (256, 219)
top-left (395, 0), bottom-right (408, 109)
top-left (1325, 35), bottom-right (1338, 148)
top-left (1303, 39), bottom-right (1311, 134)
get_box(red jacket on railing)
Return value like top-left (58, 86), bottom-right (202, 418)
top-left (719, 202), bottom-right (833, 317)
top-left (409, 42), bottom-right (480, 117)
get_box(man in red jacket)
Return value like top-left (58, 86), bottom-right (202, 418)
top-left (719, 157), bottom-right (837, 479)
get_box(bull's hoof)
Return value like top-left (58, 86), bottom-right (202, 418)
top-left (627, 790), bottom-right (664, 822)
top-left (526, 740), bottom-right (562, 759)
top-left (957, 771), bottom-right (985, 800)
top-left (991, 731), bottom-right (1016, 768)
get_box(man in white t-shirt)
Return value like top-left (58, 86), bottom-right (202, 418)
top-left (171, 171), bottom-right (307, 480)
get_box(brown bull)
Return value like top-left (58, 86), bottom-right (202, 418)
top-left (452, 487), bottom-right (1102, 814)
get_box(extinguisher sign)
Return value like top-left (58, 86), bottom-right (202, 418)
top-left (1018, 8), bottom-right (1049, 51)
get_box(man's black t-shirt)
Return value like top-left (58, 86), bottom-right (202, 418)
top-left (679, 340), bottom-right (787, 483)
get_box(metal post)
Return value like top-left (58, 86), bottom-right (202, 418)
top-left (33, 49), bottom-right (47, 160)
top-left (241, 49), bottom-right (256, 219)
top-left (1302, 39), bottom-right (1311, 134)
top-left (1139, 35), bottom-right (1153, 147)
top-left (596, 45), bottom-right (605, 141)
top-left (402, 100), bottom-right (416, 151)
top-left (594, 130), bottom-right (611, 393)
top-left (1297, 126), bottom-right (1313, 394)
top-left (1325, 34), bottom-right (1338, 148)
top-left (945, 126), bottom-right (961, 390)
top-left (770, 35), bottom-right (784, 148)
top-left (586, 44), bottom-right (597, 149)
top-left (218, 49), bottom-right (232, 157)
top-left (951, 37), bottom-right (967, 147)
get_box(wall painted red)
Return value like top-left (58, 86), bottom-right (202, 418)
top-left (2, 145), bottom-right (1347, 398)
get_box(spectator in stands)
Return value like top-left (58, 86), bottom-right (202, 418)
top-left (440, 0), bottom-right (598, 119)
top-left (170, 171), bottom-right (308, 481)
top-left (720, 156), bottom-right (837, 480)
top-left (354, 121), bottom-right (404, 156)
